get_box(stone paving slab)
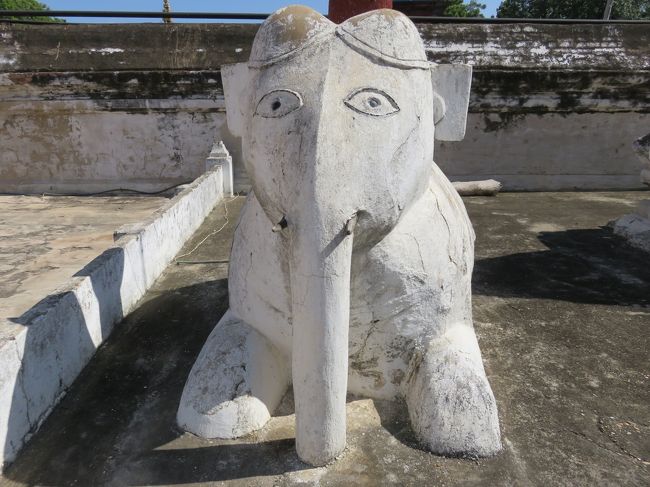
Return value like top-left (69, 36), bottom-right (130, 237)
top-left (1, 192), bottom-right (649, 486)
top-left (0, 195), bottom-right (169, 319)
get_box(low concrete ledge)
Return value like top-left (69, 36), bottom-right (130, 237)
top-left (448, 174), bottom-right (647, 191)
top-left (0, 167), bottom-right (224, 471)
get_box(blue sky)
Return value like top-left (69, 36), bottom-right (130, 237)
top-left (43, 1), bottom-right (502, 23)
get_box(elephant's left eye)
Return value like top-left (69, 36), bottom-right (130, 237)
top-left (344, 88), bottom-right (400, 117)
top-left (255, 90), bottom-right (303, 118)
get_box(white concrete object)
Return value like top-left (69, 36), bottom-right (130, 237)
top-left (206, 140), bottom-right (234, 197)
top-left (0, 167), bottom-right (226, 471)
top-left (178, 6), bottom-right (501, 466)
top-left (611, 134), bottom-right (650, 252)
top-left (635, 135), bottom-right (650, 186)
top-left (453, 179), bottom-right (503, 196)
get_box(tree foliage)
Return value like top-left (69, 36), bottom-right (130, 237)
top-left (0, 0), bottom-right (64, 22)
top-left (444, 0), bottom-right (487, 17)
top-left (496, 0), bottom-right (650, 19)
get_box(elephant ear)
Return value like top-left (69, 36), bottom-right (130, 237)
top-left (431, 64), bottom-right (473, 141)
top-left (222, 62), bottom-right (253, 138)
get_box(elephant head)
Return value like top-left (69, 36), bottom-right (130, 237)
top-left (221, 5), bottom-right (472, 465)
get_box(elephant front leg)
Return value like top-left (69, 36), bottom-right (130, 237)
top-left (405, 325), bottom-right (501, 458)
top-left (177, 310), bottom-right (290, 438)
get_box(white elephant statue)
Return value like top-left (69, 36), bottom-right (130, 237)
top-left (178, 5), bottom-right (501, 466)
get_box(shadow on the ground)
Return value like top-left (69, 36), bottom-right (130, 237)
top-left (117, 439), bottom-right (305, 485)
top-left (3, 273), bottom-right (420, 485)
top-left (474, 227), bottom-right (650, 306)
top-left (4, 277), bottom-right (234, 486)
top-left (372, 397), bottom-right (420, 449)
top-left (2, 247), bottom-right (126, 477)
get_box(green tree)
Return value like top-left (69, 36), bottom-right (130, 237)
top-left (496, 0), bottom-right (650, 19)
top-left (444, 0), bottom-right (487, 17)
top-left (0, 0), bottom-right (64, 22)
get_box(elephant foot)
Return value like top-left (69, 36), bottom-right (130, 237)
top-left (177, 310), bottom-right (289, 439)
top-left (405, 325), bottom-right (501, 458)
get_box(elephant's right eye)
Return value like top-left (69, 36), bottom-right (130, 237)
top-left (255, 90), bottom-right (303, 118)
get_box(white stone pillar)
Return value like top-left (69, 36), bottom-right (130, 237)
top-left (206, 140), bottom-right (234, 197)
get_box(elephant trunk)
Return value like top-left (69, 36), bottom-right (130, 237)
top-left (289, 210), bottom-right (355, 466)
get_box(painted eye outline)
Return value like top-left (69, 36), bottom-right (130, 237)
top-left (255, 89), bottom-right (303, 118)
top-left (344, 88), bottom-right (400, 117)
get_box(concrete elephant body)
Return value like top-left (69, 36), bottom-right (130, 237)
top-left (178, 5), bottom-right (501, 466)
top-left (230, 164), bottom-right (475, 399)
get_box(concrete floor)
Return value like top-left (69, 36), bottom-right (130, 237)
top-left (1, 192), bottom-right (649, 486)
top-left (0, 195), bottom-right (169, 319)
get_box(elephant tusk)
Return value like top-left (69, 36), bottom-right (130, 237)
top-left (345, 214), bottom-right (358, 236)
top-left (272, 216), bottom-right (288, 233)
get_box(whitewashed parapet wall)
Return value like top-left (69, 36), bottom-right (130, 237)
top-left (0, 167), bottom-right (225, 470)
top-left (419, 22), bottom-right (650, 190)
top-left (0, 21), bottom-right (648, 192)
top-left (0, 23), bottom-right (255, 194)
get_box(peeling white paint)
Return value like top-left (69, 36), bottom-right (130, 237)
top-left (421, 28), bottom-right (648, 70)
top-left (529, 45), bottom-right (550, 55)
top-left (89, 48), bottom-right (125, 55)
top-left (0, 55), bottom-right (16, 66)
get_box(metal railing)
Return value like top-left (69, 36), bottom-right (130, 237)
top-left (0, 10), bottom-right (648, 24)
top-left (0, 11), bottom-right (269, 21)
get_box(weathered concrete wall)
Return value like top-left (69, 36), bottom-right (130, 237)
top-left (0, 21), bottom-right (648, 192)
top-left (421, 23), bottom-right (650, 190)
top-left (0, 23), bottom-right (254, 193)
top-left (438, 112), bottom-right (647, 189)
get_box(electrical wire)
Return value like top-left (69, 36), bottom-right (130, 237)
top-left (174, 194), bottom-right (240, 264)
top-left (0, 182), bottom-right (192, 198)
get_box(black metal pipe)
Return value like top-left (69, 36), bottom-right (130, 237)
top-left (410, 15), bottom-right (650, 24)
top-left (0, 10), bottom-right (648, 24)
top-left (0, 11), bottom-right (270, 20)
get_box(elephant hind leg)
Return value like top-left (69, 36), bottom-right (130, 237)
top-left (177, 310), bottom-right (289, 439)
top-left (405, 325), bottom-right (501, 458)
